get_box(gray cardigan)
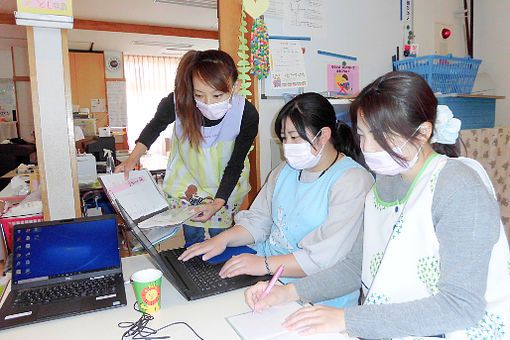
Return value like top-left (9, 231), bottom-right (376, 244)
top-left (293, 159), bottom-right (502, 339)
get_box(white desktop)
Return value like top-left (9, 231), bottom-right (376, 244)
top-left (0, 254), bottom-right (249, 340)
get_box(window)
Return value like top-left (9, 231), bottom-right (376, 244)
top-left (123, 55), bottom-right (181, 162)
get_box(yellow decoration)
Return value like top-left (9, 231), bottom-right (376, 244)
top-left (242, 0), bottom-right (269, 19)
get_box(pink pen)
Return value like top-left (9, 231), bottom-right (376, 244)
top-left (258, 264), bottom-right (285, 302)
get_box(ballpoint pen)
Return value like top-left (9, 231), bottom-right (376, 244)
top-left (258, 264), bottom-right (285, 302)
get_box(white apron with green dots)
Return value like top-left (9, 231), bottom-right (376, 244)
top-left (163, 94), bottom-right (251, 229)
top-left (362, 153), bottom-right (510, 340)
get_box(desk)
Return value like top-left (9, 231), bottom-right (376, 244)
top-left (0, 122), bottom-right (18, 142)
top-left (0, 254), bottom-right (250, 340)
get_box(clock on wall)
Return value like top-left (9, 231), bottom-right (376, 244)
top-left (106, 56), bottom-right (121, 72)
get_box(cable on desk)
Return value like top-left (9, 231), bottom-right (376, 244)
top-left (118, 302), bottom-right (204, 340)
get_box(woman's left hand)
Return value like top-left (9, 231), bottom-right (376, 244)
top-left (191, 198), bottom-right (225, 222)
top-left (282, 305), bottom-right (347, 336)
top-left (219, 254), bottom-right (267, 278)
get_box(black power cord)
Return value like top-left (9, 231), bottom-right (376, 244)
top-left (118, 302), bottom-right (204, 340)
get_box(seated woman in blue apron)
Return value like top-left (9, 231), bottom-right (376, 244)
top-left (244, 71), bottom-right (510, 340)
top-left (116, 50), bottom-right (259, 243)
top-left (180, 92), bottom-right (374, 308)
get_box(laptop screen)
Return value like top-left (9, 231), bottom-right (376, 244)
top-left (12, 216), bottom-right (120, 285)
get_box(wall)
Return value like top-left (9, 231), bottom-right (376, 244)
top-left (257, 0), bottom-right (401, 181)
top-left (0, 49), bottom-right (13, 78)
top-left (413, 0), bottom-right (466, 57)
top-left (474, 0), bottom-right (510, 126)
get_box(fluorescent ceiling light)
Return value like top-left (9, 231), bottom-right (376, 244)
top-left (132, 40), bottom-right (193, 48)
top-left (153, 0), bottom-right (217, 9)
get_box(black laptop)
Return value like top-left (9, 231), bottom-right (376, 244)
top-left (0, 215), bottom-right (127, 330)
top-left (116, 202), bottom-right (271, 300)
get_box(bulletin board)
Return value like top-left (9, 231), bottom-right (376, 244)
top-left (260, 0), bottom-right (402, 98)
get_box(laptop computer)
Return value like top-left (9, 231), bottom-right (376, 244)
top-left (116, 201), bottom-right (272, 301)
top-left (0, 215), bottom-right (127, 330)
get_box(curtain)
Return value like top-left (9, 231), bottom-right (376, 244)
top-left (123, 55), bottom-right (181, 159)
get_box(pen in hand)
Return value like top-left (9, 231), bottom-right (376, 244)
top-left (254, 264), bottom-right (285, 312)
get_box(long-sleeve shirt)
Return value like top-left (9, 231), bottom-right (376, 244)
top-left (235, 160), bottom-right (374, 275)
top-left (136, 93), bottom-right (259, 202)
top-left (292, 159), bottom-right (502, 339)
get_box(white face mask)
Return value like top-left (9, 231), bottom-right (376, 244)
top-left (195, 87), bottom-right (234, 120)
top-left (362, 127), bottom-right (422, 176)
top-left (283, 130), bottom-right (324, 170)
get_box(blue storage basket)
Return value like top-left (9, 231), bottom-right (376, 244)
top-left (393, 54), bottom-right (481, 94)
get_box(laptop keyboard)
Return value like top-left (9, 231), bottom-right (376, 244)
top-left (13, 274), bottom-right (119, 307)
top-left (166, 248), bottom-right (245, 292)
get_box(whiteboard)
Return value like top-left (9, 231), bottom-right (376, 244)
top-left (261, 0), bottom-right (402, 98)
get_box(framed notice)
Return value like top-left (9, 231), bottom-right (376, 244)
top-left (0, 80), bottom-right (16, 121)
top-left (327, 65), bottom-right (359, 95)
top-left (17, 0), bottom-right (73, 16)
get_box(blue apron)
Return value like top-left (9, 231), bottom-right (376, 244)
top-left (254, 156), bottom-right (362, 307)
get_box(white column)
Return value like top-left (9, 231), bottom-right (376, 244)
top-left (28, 26), bottom-right (80, 220)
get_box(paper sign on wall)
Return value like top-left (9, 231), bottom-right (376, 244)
top-left (0, 80), bottom-right (16, 121)
top-left (327, 65), bottom-right (359, 95)
top-left (17, 0), bottom-right (73, 16)
top-left (91, 99), bottom-right (106, 113)
top-left (269, 40), bottom-right (307, 89)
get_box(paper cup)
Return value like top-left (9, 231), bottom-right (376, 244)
top-left (131, 268), bottom-right (162, 314)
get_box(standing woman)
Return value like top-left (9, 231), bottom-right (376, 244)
top-left (245, 72), bottom-right (510, 339)
top-left (180, 93), bottom-right (374, 308)
top-left (116, 50), bottom-right (259, 243)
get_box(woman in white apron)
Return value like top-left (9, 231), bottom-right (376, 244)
top-left (116, 50), bottom-right (259, 243)
top-left (245, 72), bottom-right (510, 339)
top-left (180, 93), bottom-right (373, 308)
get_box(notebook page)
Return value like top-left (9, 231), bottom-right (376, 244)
top-left (227, 302), bottom-right (351, 340)
top-left (99, 170), bottom-right (168, 221)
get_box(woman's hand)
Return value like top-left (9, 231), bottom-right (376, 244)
top-left (114, 142), bottom-right (147, 180)
top-left (191, 198), bottom-right (225, 222)
top-left (282, 305), bottom-right (347, 336)
top-left (219, 254), bottom-right (267, 278)
top-left (245, 282), bottom-right (299, 313)
top-left (114, 160), bottom-right (137, 180)
top-left (178, 234), bottom-right (228, 262)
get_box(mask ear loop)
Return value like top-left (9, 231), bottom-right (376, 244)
top-left (309, 129), bottom-right (323, 151)
top-left (228, 84), bottom-right (236, 103)
top-left (399, 124), bottom-right (423, 150)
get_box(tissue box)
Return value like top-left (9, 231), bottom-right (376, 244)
top-left (76, 153), bottom-right (97, 185)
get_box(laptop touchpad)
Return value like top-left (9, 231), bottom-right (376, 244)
top-left (37, 300), bottom-right (82, 318)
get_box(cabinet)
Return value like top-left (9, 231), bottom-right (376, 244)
top-left (69, 52), bottom-right (108, 131)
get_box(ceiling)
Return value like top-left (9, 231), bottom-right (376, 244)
top-left (0, 0), bottom-right (219, 56)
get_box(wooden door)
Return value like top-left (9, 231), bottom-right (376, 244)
top-left (69, 51), bottom-right (108, 130)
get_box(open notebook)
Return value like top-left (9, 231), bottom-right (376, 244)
top-left (227, 302), bottom-right (353, 340)
top-left (99, 170), bottom-right (201, 246)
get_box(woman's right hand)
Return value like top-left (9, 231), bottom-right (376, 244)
top-left (114, 159), bottom-right (137, 180)
top-left (115, 143), bottom-right (148, 180)
top-left (245, 282), bottom-right (299, 313)
top-left (178, 235), bottom-right (228, 262)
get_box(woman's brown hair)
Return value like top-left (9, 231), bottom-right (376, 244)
top-left (349, 71), bottom-right (459, 165)
top-left (174, 50), bottom-right (238, 149)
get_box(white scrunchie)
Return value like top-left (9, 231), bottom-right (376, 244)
top-left (430, 105), bottom-right (462, 145)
